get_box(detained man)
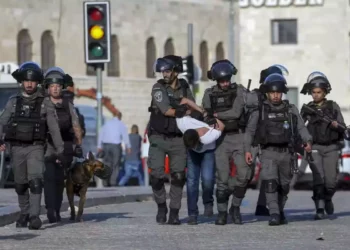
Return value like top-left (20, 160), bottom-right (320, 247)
top-left (176, 97), bottom-right (225, 225)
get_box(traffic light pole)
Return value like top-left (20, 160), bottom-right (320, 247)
top-left (187, 23), bottom-right (195, 100)
top-left (95, 63), bottom-right (104, 188)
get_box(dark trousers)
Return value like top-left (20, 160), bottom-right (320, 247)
top-left (186, 149), bottom-right (215, 216)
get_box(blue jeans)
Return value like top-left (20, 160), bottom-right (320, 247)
top-left (186, 149), bottom-right (215, 217)
top-left (118, 160), bottom-right (144, 186)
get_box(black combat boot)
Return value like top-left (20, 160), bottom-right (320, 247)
top-left (47, 208), bottom-right (57, 223)
top-left (280, 210), bottom-right (288, 225)
top-left (28, 216), bottom-right (42, 230)
top-left (229, 206), bottom-right (242, 225)
top-left (269, 214), bottom-right (281, 226)
top-left (325, 199), bottom-right (334, 215)
top-left (187, 216), bottom-right (198, 225)
top-left (255, 205), bottom-right (270, 216)
top-left (156, 203), bottom-right (168, 224)
top-left (203, 204), bottom-right (214, 217)
top-left (167, 208), bottom-right (181, 225)
top-left (314, 199), bottom-right (326, 220)
top-left (16, 214), bottom-right (29, 228)
top-left (56, 210), bottom-right (62, 222)
top-left (215, 212), bottom-right (227, 225)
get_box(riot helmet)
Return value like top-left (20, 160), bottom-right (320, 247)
top-left (153, 55), bottom-right (183, 73)
top-left (207, 60), bottom-right (237, 81)
top-left (300, 71), bottom-right (331, 95)
top-left (11, 61), bottom-right (44, 83)
top-left (44, 67), bottom-right (67, 88)
top-left (259, 64), bottom-right (288, 84)
top-left (262, 73), bottom-right (288, 94)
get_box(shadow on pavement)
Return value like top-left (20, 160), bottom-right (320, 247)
top-left (0, 233), bottom-right (39, 241)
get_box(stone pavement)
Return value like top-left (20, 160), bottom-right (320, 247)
top-left (1, 190), bottom-right (350, 250)
top-left (0, 186), bottom-right (155, 227)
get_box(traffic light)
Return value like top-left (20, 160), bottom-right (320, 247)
top-left (83, 1), bottom-right (111, 64)
top-left (182, 55), bottom-right (195, 84)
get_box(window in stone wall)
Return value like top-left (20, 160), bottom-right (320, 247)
top-left (107, 34), bottom-right (120, 77)
top-left (216, 42), bottom-right (225, 61)
top-left (271, 19), bottom-right (298, 45)
top-left (164, 38), bottom-right (175, 56)
top-left (200, 41), bottom-right (209, 81)
top-left (17, 29), bottom-right (33, 65)
top-left (41, 30), bottom-right (55, 72)
top-left (146, 37), bottom-right (156, 78)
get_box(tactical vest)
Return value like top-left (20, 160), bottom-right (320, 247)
top-left (209, 85), bottom-right (244, 132)
top-left (304, 101), bottom-right (342, 145)
top-left (255, 101), bottom-right (297, 146)
top-left (5, 96), bottom-right (47, 143)
top-left (148, 79), bottom-right (188, 136)
top-left (50, 99), bottom-right (74, 142)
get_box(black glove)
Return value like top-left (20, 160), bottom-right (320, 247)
top-left (0, 139), bottom-right (5, 146)
top-left (74, 145), bottom-right (83, 158)
top-left (204, 116), bottom-right (217, 126)
top-left (190, 110), bottom-right (204, 121)
top-left (57, 153), bottom-right (68, 167)
top-left (175, 104), bottom-right (188, 118)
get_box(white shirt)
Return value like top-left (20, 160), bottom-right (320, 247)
top-left (176, 116), bottom-right (222, 153)
top-left (98, 117), bottom-right (131, 149)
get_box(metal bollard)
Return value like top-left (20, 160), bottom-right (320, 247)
top-left (144, 157), bottom-right (149, 187)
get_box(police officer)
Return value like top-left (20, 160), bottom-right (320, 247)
top-left (300, 72), bottom-right (345, 220)
top-left (254, 73), bottom-right (312, 226)
top-left (202, 60), bottom-right (259, 225)
top-left (148, 55), bottom-right (195, 225)
top-left (0, 62), bottom-right (65, 230)
top-left (254, 64), bottom-right (289, 216)
top-left (43, 67), bottom-right (84, 223)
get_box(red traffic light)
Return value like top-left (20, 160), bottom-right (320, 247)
top-left (88, 7), bottom-right (103, 21)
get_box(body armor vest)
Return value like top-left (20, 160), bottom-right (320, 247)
top-left (5, 96), bottom-right (47, 143)
top-left (148, 79), bottom-right (188, 136)
top-left (209, 85), bottom-right (245, 132)
top-left (255, 101), bottom-right (297, 146)
top-left (50, 99), bottom-right (73, 142)
top-left (304, 101), bottom-right (342, 145)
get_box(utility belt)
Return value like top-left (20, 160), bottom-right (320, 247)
top-left (10, 140), bottom-right (45, 147)
top-left (260, 144), bottom-right (289, 153)
top-left (148, 129), bottom-right (182, 139)
top-left (223, 128), bottom-right (245, 135)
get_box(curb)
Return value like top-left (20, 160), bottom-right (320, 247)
top-left (0, 190), bottom-right (155, 227)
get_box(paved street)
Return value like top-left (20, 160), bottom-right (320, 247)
top-left (1, 190), bottom-right (350, 250)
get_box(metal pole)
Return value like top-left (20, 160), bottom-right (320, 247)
top-left (95, 64), bottom-right (104, 188)
top-left (144, 158), bottom-right (149, 187)
top-left (228, 0), bottom-right (235, 82)
top-left (187, 23), bottom-right (195, 100)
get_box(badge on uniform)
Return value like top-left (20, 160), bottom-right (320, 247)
top-left (154, 91), bottom-right (163, 102)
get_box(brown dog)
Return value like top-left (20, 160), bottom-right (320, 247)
top-left (66, 151), bottom-right (104, 222)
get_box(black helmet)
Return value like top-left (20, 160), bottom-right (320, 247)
top-left (11, 61), bottom-right (44, 82)
top-left (259, 64), bottom-right (288, 84)
top-left (207, 60), bottom-right (237, 81)
top-left (300, 71), bottom-right (331, 95)
top-left (261, 73), bottom-right (288, 93)
top-left (154, 55), bottom-right (183, 73)
top-left (44, 67), bottom-right (70, 89)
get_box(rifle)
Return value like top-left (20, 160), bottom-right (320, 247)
top-left (247, 79), bottom-right (252, 91)
top-left (289, 110), bottom-right (299, 174)
top-left (301, 104), bottom-right (349, 133)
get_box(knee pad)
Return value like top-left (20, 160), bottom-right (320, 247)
top-left (171, 172), bottom-right (186, 187)
top-left (15, 183), bottom-right (29, 195)
top-left (233, 186), bottom-right (246, 199)
top-left (279, 184), bottom-right (290, 196)
top-left (216, 189), bottom-right (229, 203)
top-left (150, 175), bottom-right (165, 191)
top-left (29, 178), bottom-right (43, 194)
top-left (312, 184), bottom-right (325, 200)
top-left (264, 179), bottom-right (278, 193)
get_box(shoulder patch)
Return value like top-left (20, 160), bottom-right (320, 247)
top-left (153, 91), bottom-right (163, 102)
